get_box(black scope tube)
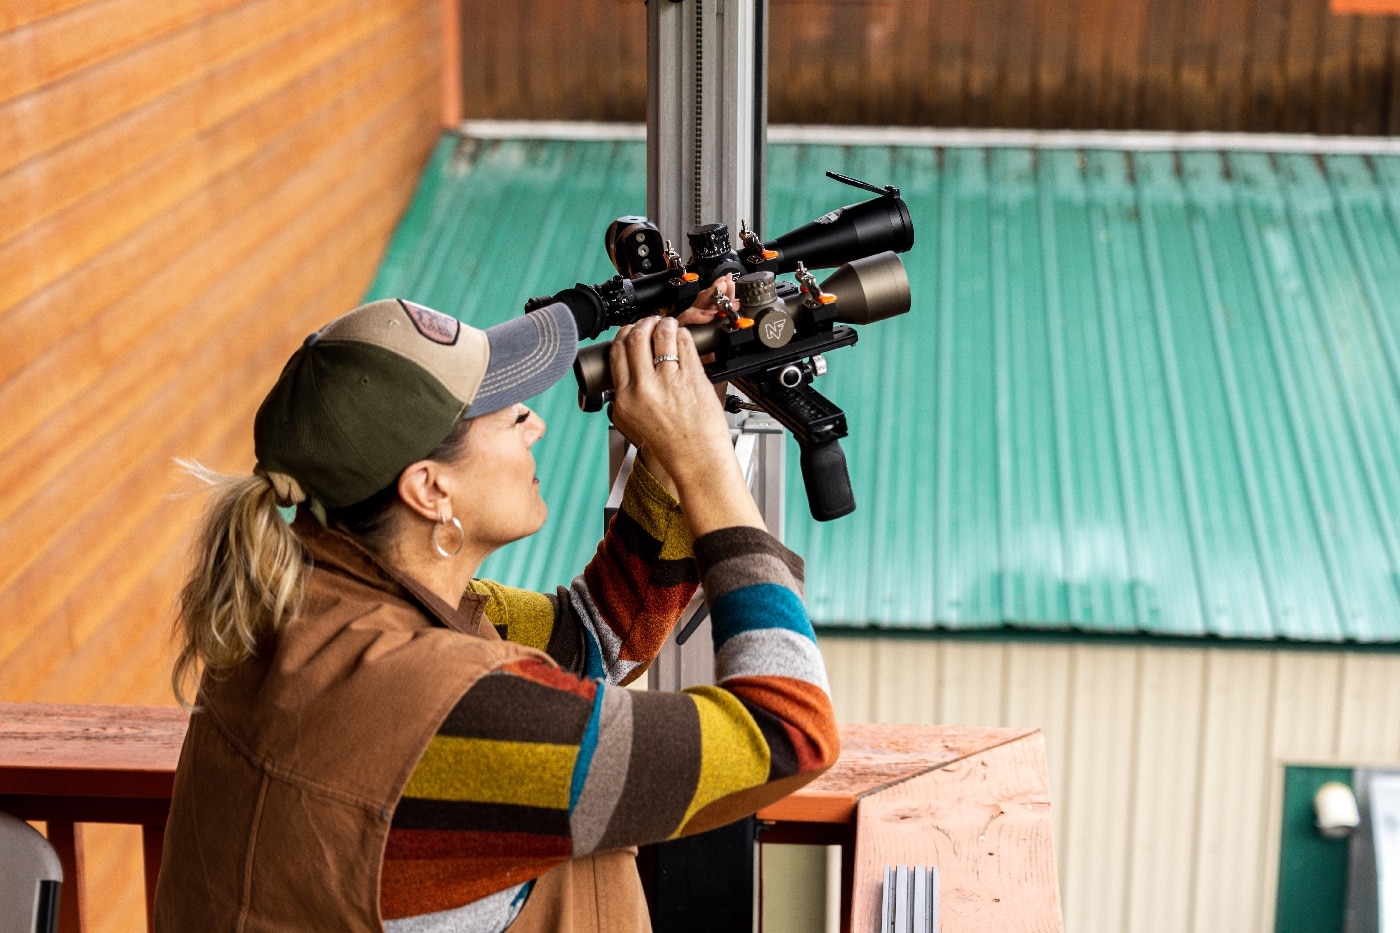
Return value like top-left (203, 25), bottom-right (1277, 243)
top-left (763, 194), bottom-right (914, 274)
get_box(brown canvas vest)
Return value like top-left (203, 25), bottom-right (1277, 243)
top-left (154, 517), bottom-right (651, 932)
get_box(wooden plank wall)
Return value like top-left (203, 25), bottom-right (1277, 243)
top-left (0, 2), bottom-right (443, 930)
top-left (460, 0), bottom-right (1400, 134)
top-left (460, 0), bottom-right (647, 122)
top-left (815, 636), bottom-right (1400, 933)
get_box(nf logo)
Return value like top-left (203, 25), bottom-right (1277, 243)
top-left (764, 320), bottom-right (787, 343)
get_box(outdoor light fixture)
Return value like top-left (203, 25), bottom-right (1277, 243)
top-left (1314, 780), bottom-right (1361, 839)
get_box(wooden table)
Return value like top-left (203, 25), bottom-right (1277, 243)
top-left (757, 723), bottom-right (1062, 932)
top-left (0, 705), bottom-right (1061, 933)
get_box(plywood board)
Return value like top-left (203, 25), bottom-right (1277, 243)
top-left (850, 731), bottom-right (1061, 932)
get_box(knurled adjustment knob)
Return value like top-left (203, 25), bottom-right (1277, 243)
top-left (736, 271), bottom-right (778, 309)
top-left (687, 223), bottom-right (731, 261)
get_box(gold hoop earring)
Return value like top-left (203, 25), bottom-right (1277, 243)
top-left (433, 515), bottom-right (464, 558)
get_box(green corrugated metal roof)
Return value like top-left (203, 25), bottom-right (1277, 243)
top-left (367, 132), bottom-right (1400, 644)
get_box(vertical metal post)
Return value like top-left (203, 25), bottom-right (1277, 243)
top-left (640, 6), bottom-right (775, 931)
top-left (738, 412), bottom-right (786, 543)
top-left (647, 0), bottom-right (767, 246)
top-left (645, 0), bottom-right (780, 696)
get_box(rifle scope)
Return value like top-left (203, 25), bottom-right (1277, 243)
top-left (526, 182), bottom-right (913, 340)
top-left (572, 251), bottom-right (912, 398)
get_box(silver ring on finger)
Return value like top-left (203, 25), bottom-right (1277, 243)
top-left (653, 354), bottom-right (680, 366)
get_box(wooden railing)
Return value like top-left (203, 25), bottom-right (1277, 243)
top-left (0, 704), bottom-right (183, 933)
top-left (0, 704), bottom-right (1062, 932)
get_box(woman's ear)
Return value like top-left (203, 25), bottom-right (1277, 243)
top-left (396, 460), bottom-right (448, 522)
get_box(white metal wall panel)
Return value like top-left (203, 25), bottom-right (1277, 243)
top-left (869, 638), bottom-right (939, 723)
top-left (1190, 650), bottom-right (1275, 933)
top-left (1269, 652), bottom-right (1344, 760)
top-left (937, 642), bottom-right (1008, 726)
top-left (812, 635), bottom-right (1400, 933)
top-left (824, 639), bottom-right (876, 722)
top-left (1003, 643), bottom-right (1074, 855)
top-left (1061, 645), bottom-right (1140, 933)
top-left (1127, 648), bottom-right (1207, 933)
top-left (1336, 653), bottom-right (1400, 762)
top-left (762, 845), bottom-right (828, 933)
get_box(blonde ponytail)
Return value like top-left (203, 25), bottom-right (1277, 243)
top-left (172, 463), bottom-right (309, 706)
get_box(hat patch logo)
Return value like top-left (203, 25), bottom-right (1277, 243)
top-left (398, 300), bottom-right (460, 345)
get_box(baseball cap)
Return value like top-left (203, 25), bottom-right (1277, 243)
top-left (253, 298), bottom-right (577, 511)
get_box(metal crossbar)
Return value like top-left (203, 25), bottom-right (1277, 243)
top-left (880, 865), bottom-right (938, 933)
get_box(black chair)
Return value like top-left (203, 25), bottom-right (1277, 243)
top-left (0, 810), bottom-right (62, 933)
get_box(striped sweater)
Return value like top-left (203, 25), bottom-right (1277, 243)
top-left (380, 463), bottom-right (838, 928)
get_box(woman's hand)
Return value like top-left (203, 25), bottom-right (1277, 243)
top-left (609, 315), bottom-right (764, 536)
top-left (673, 273), bottom-right (735, 406)
top-left (674, 273), bottom-right (737, 326)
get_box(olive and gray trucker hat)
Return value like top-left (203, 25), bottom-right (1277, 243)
top-left (253, 298), bottom-right (577, 511)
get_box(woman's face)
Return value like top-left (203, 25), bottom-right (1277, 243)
top-left (447, 403), bottom-right (549, 549)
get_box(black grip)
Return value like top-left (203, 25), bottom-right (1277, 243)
top-left (799, 440), bottom-right (856, 521)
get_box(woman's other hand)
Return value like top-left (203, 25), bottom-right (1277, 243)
top-left (674, 273), bottom-right (737, 326)
top-left (674, 273), bottom-right (734, 405)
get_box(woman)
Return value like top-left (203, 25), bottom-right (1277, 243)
top-left (154, 294), bottom-right (839, 932)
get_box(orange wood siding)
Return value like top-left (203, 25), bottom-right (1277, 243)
top-left (1334, 0), bottom-right (1400, 13)
top-left (460, 0), bottom-right (1400, 134)
top-left (0, 2), bottom-right (443, 929)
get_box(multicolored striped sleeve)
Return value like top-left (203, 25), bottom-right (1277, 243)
top-left (467, 458), bottom-right (698, 685)
top-left (381, 658), bottom-right (594, 921)
top-left (664, 525), bottom-right (840, 836)
top-left (381, 527), bottom-right (839, 921)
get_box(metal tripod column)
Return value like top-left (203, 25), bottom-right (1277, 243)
top-left (641, 7), bottom-right (774, 930)
top-left (647, 0), bottom-right (768, 252)
top-left (645, 0), bottom-right (779, 697)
